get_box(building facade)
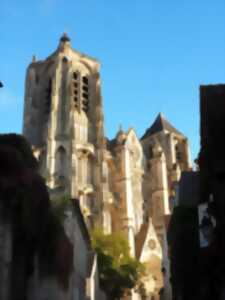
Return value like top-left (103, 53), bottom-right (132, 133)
top-left (23, 34), bottom-right (192, 299)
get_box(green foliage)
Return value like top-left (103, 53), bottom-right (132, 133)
top-left (91, 228), bottom-right (145, 300)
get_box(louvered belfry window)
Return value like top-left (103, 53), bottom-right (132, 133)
top-left (73, 72), bottom-right (79, 109)
top-left (82, 76), bottom-right (89, 113)
top-left (72, 73), bottom-right (89, 113)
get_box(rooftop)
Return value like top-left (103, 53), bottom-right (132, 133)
top-left (141, 113), bottom-right (184, 140)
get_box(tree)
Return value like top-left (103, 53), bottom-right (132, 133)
top-left (91, 229), bottom-right (145, 300)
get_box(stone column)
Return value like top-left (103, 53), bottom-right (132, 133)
top-left (102, 159), bottom-right (112, 234)
top-left (169, 133), bottom-right (176, 166)
top-left (122, 147), bottom-right (135, 257)
top-left (184, 138), bottom-right (192, 170)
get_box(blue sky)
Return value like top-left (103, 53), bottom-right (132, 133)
top-left (1, 0), bottom-right (225, 159)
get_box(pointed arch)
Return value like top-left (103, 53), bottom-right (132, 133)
top-left (79, 59), bottom-right (94, 74)
top-left (55, 146), bottom-right (68, 180)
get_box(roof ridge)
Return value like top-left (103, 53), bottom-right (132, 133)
top-left (141, 113), bottom-right (184, 140)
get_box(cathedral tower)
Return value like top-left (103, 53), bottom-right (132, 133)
top-left (23, 34), bottom-right (105, 225)
top-left (141, 113), bottom-right (192, 210)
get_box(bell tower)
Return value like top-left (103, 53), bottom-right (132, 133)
top-left (23, 34), bottom-right (105, 225)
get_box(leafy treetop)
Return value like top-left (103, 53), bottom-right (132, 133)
top-left (91, 228), bottom-right (145, 300)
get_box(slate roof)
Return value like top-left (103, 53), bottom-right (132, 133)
top-left (141, 113), bottom-right (184, 140)
top-left (106, 138), bottom-right (117, 151)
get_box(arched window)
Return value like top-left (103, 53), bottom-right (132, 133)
top-left (82, 76), bottom-right (88, 84)
top-left (55, 146), bottom-right (67, 180)
top-left (149, 145), bottom-right (153, 158)
top-left (35, 73), bottom-right (39, 84)
top-left (45, 79), bottom-right (52, 114)
top-left (175, 144), bottom-right (182, 160)
top-left (73, 72), bottom-right (78, 80)
top-left (62, 56), bottom-right (68, 64)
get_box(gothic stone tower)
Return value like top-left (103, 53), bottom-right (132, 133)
top-left (141, 113), bottom-right (192, 215)
top-left (23, 34), bottom-right (105, 226)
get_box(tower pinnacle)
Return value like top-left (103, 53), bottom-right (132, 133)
top-left (60, 32), bottom-right (71, 43)
top-left (58, 32), bottom-right (71, 51)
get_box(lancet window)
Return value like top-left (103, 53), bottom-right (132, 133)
top-left (45, 79), bottom-right (52, 114)
top-left (71, 72), bottom-right (90, 113)
top-left (55, 146), bottom-right (67, 180)
top-left (82, 76), bottom-right (89, 113)
top-left (175, 144), bottom-right (182, 161)
top-left (72, 72), bottom-right (79, 109)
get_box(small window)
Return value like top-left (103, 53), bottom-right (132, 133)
top-left (82, 99), bottom-right (88, 105)
top-left (176, 152), bottom-right (182, 160)
top-left (35, 74), bottom-right (39, 84)
top-left (73, 72), bottom-right (78, 79)
top-left (73, 82), bottom-right (78, 88)
top-left (62, 57), bottom-right (68, 63)
top-left (83, 76), bottom-right (88, 84)
top-left (82, 99), bottom-right (89, 112)
top-left (74, 97), bottom-right (78, 102)
top-left (149, 146), bottom-right (153, 158)
top-left (83, 93), bottom-right (88, 99)
top-left (175, 145), bottom-right (182, 160)
top-left (45, 79), bottom-right (52, 114)
top-left (82, 85), bottom-right (88, 92)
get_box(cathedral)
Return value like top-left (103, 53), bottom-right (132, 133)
top-left (23, 34), bottom-right (192, 299)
